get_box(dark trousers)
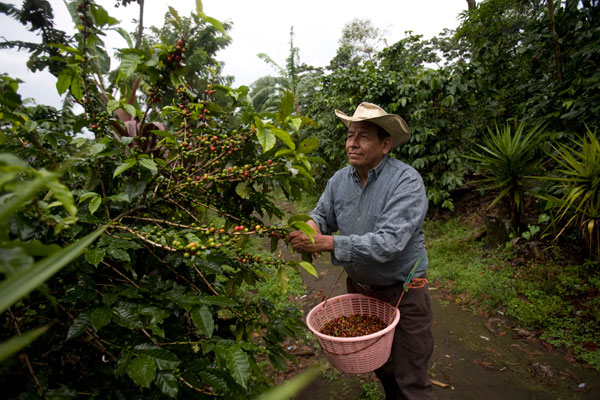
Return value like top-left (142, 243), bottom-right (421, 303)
top-left (347, 277), bottom-right (434, 400)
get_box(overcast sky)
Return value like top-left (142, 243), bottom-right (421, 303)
top-left (0, 0), bottom-right (468, 108)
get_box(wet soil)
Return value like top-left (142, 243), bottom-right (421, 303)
top-left (278, 256), bottom-right (600, 400)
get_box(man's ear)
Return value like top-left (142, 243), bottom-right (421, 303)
top-left (382, 137), bottom-right (393, 155)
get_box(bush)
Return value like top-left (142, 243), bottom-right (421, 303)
top-left (0, 3), bottom-right (320, 398)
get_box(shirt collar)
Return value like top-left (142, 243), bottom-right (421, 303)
top-left (349, 155), bottom-right (389, 181)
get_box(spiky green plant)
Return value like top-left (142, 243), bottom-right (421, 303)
top-left (537, 128), bottom-right (600, 262)
top-left (465, 121), bottom-right (549, 231)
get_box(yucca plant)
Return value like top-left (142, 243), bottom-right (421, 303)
top-left (465, 121), bottom-right (549, 231)
top-left (536, 128), bottom-right (600, 263)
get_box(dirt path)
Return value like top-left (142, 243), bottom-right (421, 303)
top-left (284, 255), bottom-right (600, 400)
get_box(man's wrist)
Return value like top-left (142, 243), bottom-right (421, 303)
top-left (307, 219), bottom-right (322, 234)
top-left (317, 234), bottom-right (334, 252)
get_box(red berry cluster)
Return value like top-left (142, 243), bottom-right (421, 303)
top-left (165, 39), bottom-right (186, 70)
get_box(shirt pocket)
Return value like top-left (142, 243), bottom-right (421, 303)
top-left (335, 198), bottom-right (358, 231)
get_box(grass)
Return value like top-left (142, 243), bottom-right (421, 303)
top-left (359, 380), bottom-right (384, 400)
top-left (425, 217), bottom-right (516, 311)
top-left (425, 215), bottom-right (600, 371)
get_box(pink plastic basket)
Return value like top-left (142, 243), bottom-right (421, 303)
top-left (306, 293), bottom-right (400, 374)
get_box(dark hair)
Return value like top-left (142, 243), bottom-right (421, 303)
top-left (376, 125), bottom-right (391, 142)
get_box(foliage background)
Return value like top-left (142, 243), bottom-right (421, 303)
top-left (1, 0), bottom-right (599, 398)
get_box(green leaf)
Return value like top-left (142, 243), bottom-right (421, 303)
top-left (299, 261), bottom-right (318, 278)
top-left (0, 227), bottom-right (106, 314)
top-left (70, 74), bottom-right (84, 101)
top-left (255, 366), bottom-right (320, 400)
top-left (278, 91), bottom-right (295, 120)
top-left (113, 159), bottom-right (137, 178)
top-left (1, 240), bottom-right (60, 257)
top-left (270, 236), bottom-right (278, 253)
top-left (112, 307), bottom-right (142, 329)
top-left (107, 192), bottom-right (129, 203)
top-left (56, 69), bottom-right (73, 95)
top-left (224, 345), bottom-right (250, 389)
top-left (277, 267), bottom-right (289, 293)
top-left (235, 182), bottom-right (250, 199)
top-left (184, 233), bottom-right (201, 244)
top-left (123, 104), bottom-right (137, 118)
top-left (147, 324), bottom-right (165, 338)
top-left (298, 137), bottom-right (318, 154)
top-left (203, 15), bottom-right (226, 35)
top-left (89, 142), bottom-right (106, 156)
top-left (155, 373), bottom-right (179, 398)
top-left (272, 128), bottom-right (295, 150)
top-left (168, 6), bottom-right (181, 24)
top-left (198, 371), bottom-right (228, 392)
top-left (128, 355), bottom-right (156, 388)
top-left (275, 149), bottom-right (294, 158)
top-left (0, 247), bottom-right (33, 275)
top-left (115, 353), bottom-right (131, 377)
top-left (89, 195), bottom-right (101, 215)
top-left (90, 4), bottom-right (109, 26)
top-left (143, 348), bottom-right (181, 370)
top-left (120, 53), bottom-right (141, 79)
top-left (0, 326), bottom-right (48, 361)
top-left (256, 126), bottom-right (276, 152)
top-left (45, 179), bottom-right (77, 216)
top-left (287, 214), bottom-right (311, 224)
top-left (108, 248), bottom-right (130, 262)
top-left (191, 306), bottom-right (214, 338)
top-left (140, 307), bottom-right (170, 325)
top-left (85, 248), bottom-right (106, 267)
top-left (90, 307), bottom-right (112, 330)
top-left (138, 158), bottom-right (157, 173)
top-left (79, 192), bottom-right (99, 202)
top-left (107, 99), bottom-right (120, 113)
top-left (66, 312), bottom-right (91, 340)
top-left (290, 117), bottom-right (302, 132)
top-left (289, 221), bottom-right (315, 243)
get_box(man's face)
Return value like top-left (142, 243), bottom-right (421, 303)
top-left (345, 121), bottom-right (392, 172)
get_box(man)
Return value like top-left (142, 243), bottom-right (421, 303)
top-left (288, 102), bottom-right (433, 400)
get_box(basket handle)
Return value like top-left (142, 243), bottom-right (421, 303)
top-left (319, 334), bottom-right (386, 357)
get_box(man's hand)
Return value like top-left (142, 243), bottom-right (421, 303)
top-left (287, 220), bottom-right (334, 254)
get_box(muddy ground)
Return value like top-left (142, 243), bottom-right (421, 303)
top-left (275, 256), bottom-right (600, 400)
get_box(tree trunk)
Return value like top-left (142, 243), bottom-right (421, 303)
top-left (546, 0), bottom-right (563, 82)
top-left (466, 0), bottom-right (477, 10)
top-left (135, 0), bottom-right (145, 49)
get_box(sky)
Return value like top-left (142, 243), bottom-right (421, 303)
top-left (0, 0), bottom-right (468, 108)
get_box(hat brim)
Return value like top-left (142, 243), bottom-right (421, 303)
top-left (335, 109), bottom-right (411, 148)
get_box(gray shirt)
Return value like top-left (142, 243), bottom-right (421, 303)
top-left (309, 155), bottom-right (428, 286)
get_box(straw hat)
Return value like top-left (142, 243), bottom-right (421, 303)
top-left (335, 102), bottom-right (411, 148)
